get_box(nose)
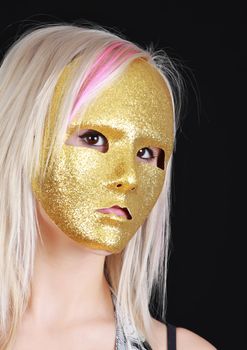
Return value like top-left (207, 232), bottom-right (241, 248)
top-left (107, 163), bottom-right (138, 193)
top-left (105, 143), bottom-right (139, 193)
top-left (116, 179), bottom-right (136, 192)
top-left (108, 174), bottom-right (137, 193)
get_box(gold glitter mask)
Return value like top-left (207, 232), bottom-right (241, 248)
top-left (32, 59), bottom-right (174, 253)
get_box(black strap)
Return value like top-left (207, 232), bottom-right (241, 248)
top-left (167, 322), bottom-right (176, 350)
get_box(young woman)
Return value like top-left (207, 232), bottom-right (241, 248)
top-left (0, 23), bottom-right (217, 349)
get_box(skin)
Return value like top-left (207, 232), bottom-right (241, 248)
top-left (12, 197), bottom-right (117, 349)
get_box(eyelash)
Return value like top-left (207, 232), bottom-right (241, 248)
top-left (79, 131), bottom-right (157, 161)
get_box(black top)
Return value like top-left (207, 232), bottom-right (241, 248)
top-left (167, 323), bottom-right (177, 350)
top-left (141, 322), bottom-right (177, 350)
top-left (129, 322), bottom-right (176, 350)
top-left (134, 322), bottom-right (177, 350)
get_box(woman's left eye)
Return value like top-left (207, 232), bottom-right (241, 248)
top-left (138, 148), bottom-right (156, 161)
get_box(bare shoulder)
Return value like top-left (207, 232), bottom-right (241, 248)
top-left (176, 326), bottom-right (217, 350)
top-left (150, 317), bottom-right (217, 350)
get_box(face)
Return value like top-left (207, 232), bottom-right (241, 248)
top-left (32, 59), bottom-right (174, 254)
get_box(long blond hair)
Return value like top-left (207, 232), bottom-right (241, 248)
top-left (0, 22), bottom-right (184, 349)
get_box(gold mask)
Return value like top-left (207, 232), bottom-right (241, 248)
top-left (32, 58), bottom-right (174, 253)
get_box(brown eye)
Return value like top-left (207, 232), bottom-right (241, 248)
top-left (138, 147), bottom-right (155, 160)
top-left (79, 130), bottom-right (107, 146)
top-left (138, 147), bottom-right (165, 170)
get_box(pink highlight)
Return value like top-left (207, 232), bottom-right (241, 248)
top-left (68, 41), bottom-right (143, 123)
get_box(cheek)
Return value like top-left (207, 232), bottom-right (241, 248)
top-left (135, 164), bottom-right (165, 214)
top-left (61, 144), bottom-right (104, 177)
top-left (138, 163), bottom-right (165, 194)
top-left (37, 147), bottom-right (106, 223)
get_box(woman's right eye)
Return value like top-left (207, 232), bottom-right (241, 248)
top-left (79, 130), bottom-right (107, 147)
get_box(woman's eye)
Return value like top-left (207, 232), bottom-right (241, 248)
top-left (79, 131), bottom-right (107, 147)
top-left (137, 147), bottom-right (156, 161)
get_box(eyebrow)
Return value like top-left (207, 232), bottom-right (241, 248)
top-left (68, 121), bottom-right (170, 149)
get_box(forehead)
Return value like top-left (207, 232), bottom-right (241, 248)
top-left (68, 59), bottom-right (174, 149)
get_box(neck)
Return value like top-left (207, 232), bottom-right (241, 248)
top-left (24, 201), bottom-right (115, 328)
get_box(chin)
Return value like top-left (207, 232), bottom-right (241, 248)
top-left (94, 250), bottom-right (113, 256)
top-left (83, 246), bottom-right (114, 256)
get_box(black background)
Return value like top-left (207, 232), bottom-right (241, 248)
top-left (0, 3), bottom-right (245, 350)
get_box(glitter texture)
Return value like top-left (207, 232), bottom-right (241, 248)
top-left (32, 59), bottom-right (174, 253)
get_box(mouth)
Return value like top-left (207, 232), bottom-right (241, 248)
top-left (96, 205), bottom-right (132, 220)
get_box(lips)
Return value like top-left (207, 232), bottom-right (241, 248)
top-left (97, 205), bottom-right (132, 220)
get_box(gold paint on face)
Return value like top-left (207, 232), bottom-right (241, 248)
top-left (32, 58), bottom-right (174, 253)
